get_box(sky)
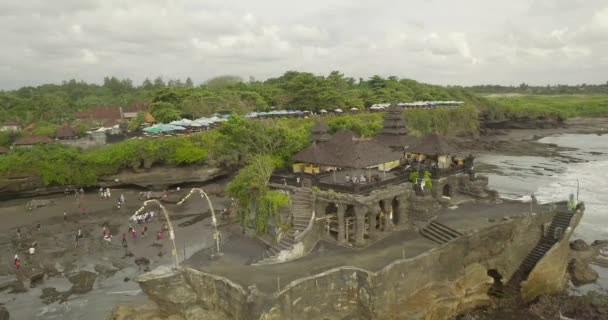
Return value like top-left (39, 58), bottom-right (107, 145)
top-left (1, 0), bottom-right (608, 89)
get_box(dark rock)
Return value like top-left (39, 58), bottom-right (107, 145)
top-left (123, 277), bottom-right (130, 282)
top-left (135, 257), bottom-right (150, 266)
top-left (28, 270), bottom-right (45, 288)
top-left (570, 239), bottom-right (591, 251)
top-left (40, 287), bottom-right (70, 305)
top-left (68, 271), bottom-right (98, 294)
top-left (0, 306), bottom-right (8, 320)
top-left (94, 263), bottom-right (119, 278)
top-left (592, 239), bottom-right (608, 246)
top-left (569, 258), bottom-right (598, 286)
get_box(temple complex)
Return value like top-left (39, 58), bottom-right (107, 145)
top-left (264, 107), bottom-right (490, 259)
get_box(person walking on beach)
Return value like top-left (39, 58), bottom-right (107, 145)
top-left (16, 228), bottom-right (21, 240)
top-left (122, 233), bottom-right (127, 247)
top-left (141, 226), bottom-right (147, 237)
top-left (155, 230), bottom-right (163, 245)
top-left (74, 232), bottom-right (80, 248)
top-left (63, 211), bottom-right (67, 223)
top-left (36, 223), bottom-right (40, 232)
top-left (120, 193), bottom-right (125, 206)
top-left (14, 254), bottom-right (21, 269)
top-left (128, 224), bottom-right (133, 234)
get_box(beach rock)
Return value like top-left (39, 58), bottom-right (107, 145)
top-left (68, 271), bottom-right (98, 294)
top-left (40, 287), bottom-right (70, 304)
top-left (0, 306), bottom-right (8, 320)
top-left (110, 304), bottom-right (163, 320)
top-left (27, 270), bottom-right (45, 288)
top-left (135, 257), bottom-right (150, 267)
top-left (592, 239), bottom-right (608, 246)
top-left (570, 239), bottom-right (591, 251)
top-left (568, 258), bottom-right (598, 286)
top-left (94, 263), bottom-right (119, 278)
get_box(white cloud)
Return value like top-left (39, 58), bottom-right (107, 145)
top-left (0, 0), bottom-right (607, 88)
top-left (81, 49), bottom-right (99, 64)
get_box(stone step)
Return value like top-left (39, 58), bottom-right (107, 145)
top-left (424, 225), bottom-right (453, 242)
top-left (427, 224), bottom-right (458, 240)
top-left (420, 229), bottom-right (447, 244)
top-left (425, 226), bottom-right (455, 243)
top-left (430, 221), bottom-right (463, 237)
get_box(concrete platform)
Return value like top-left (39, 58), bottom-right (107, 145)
top-left (184, 201), bottom-right (546, 294)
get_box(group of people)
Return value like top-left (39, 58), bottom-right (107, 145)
top-left (345, 174), bottom-right (367, 184)
top-left (134, 211), bottom-right (155, 224)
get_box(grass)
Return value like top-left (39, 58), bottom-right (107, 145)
top-left (484, 95), bottom-right (608, 120)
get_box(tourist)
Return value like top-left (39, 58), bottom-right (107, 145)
top-left (80, 188), bottom-right (84, 194)
top-left (176, 186), bottom-right (180, 191)
top-left (29, 245), bottom-right (35, 255)
top-left (146, 191), bottom-right (151, 200)
top-left (131, 229), bottom-right (138, 239)
top-left (162, 223), bottom-right (169, 232)
top-left (74, 232), bottom-right (80, 248)
top-left (36, 223), bottom-right (40, 232)
top-left (345, 174), bottom-right (351, 183)
top-left (360, 175), bottom-right (366, 183)
top-left (77, 228), bottom-right (84, 239)
top-left (99, 187), bottom-right (103, 198)
top-left (63, 211), bottom-right (67, 222)
top-left (106, 188), bottom-right (111, 198)
top-left (150, 211), bottom-right (155, 221)
top-left (117, 200), bottom-right (122, 210)
top-left (16, 228), bottom-right (21, 240)
top-left (120, 193), bottom-right (126, 205)
top-left (155, 230), bottom-right (163, 245)
top-left (122, 233), bottom-right (127, 247)
top-left (102, 226), bottom-right (107, 237)
top-left (14, 254), bottom-right (21, 269)
top-left (141, 226), bottom-right (147, 237)
top-left (353, 176), bottom-right (359, 183)
top-left (128, 224), bottom-right (133, 233)
top-left (103, 233), bottom-right (112, 244)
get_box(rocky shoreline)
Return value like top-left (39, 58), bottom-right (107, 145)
top-left (457, 239), bottom-right (608, 320)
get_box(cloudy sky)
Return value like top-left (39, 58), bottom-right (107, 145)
top-left (1, 0), bottom-right (608, 89)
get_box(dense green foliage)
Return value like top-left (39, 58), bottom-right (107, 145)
top-left (465, 82), bottom-right (608, 95)
top-left (481, 95), bottom-right (608, 121)
top-left (0, 71), bottom-right (486, 125)
top-left (226, 154), bottom-right (290, 234)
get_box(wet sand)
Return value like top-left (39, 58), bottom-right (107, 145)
top-left (0, 187), bottom-right (230, 320)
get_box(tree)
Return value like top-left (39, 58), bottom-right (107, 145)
top-left (204, 75), bottom-right (243, 90)
top-left (150, 102), bottom-right (181, 123)
top-left (128, 112), bottom-right (147, 132)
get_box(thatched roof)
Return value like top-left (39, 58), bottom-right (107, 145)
top-left (407, 134), bottom-right (459, 155)
top-left (293, 130), bottom-right (402, 168)
top-left (311, 121), bottom-right (331, 143)
top-left (14, 135), bottom-right (54, 146)
top-left (375, 104), bottom-right (416, 148)
top-left (56, 125), bottom-right (76, 138)
top-left (0, 147), bottom-right (9, 154)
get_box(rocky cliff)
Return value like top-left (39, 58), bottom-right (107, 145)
top-left (0, 165), bottom-right (228, 200)
top-left (128, 206), bottom-right (582, 320)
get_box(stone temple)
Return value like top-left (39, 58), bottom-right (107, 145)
top-left (262, 104), bottom-right (488, 260)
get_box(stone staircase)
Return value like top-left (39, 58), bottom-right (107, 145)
top-left (493, 208), bottom-right (575, 298)
top-left (258, 188), bottom-right (314, 263)
top-left (419, 220), bottom-right (463, 244)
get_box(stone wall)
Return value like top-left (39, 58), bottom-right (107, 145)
top-left (136, 209), bottom-right (567, 320)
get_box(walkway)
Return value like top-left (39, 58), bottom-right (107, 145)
top-left (185, 201), bottom-right (544, 294)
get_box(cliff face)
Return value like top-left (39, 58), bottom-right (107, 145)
top-left (521, 209), bottom-right (584, 301)
top-left (132, 207), bottom-right (582, 320)
top-left (0, 165), bottom-right (228, 200)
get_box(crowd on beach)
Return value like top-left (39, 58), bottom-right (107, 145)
top-left (12, 187), bottom-right (173, 271)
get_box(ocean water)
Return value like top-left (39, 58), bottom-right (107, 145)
top-left (477, 134), bottom-right (608, 241)
top-left (476, 133), bottom-right (608, 293)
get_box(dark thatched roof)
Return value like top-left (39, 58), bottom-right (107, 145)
top-left (293, 130), bottom-right (402, 168)
top-left (14, 135), bottom-right (54, 146)
top-left (375, 104), bottom-right (416, 148)
top-left (56, 125), bottom-right (76, 138)
top-left (311, 121), bottom-right (331, 143)
top-left (407, 134), bottom-right (459, 155)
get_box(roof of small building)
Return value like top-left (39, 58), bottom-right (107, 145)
top-left (311, 121), bottom-right (331, 142)
top-left (14, 135), bottom-right (54, 146)
top-left (293, 130), bottom-right (402, 168)
top-left (56, 124), bottom-right (76, 138)
top-left (123, 101), bottom-right (149, 113)
top-left (0, 146), bottom-right (9, 154)
top-left (75, 106), bottom-right (122, 120)
top-left (407, 133), bottom-right (459, 155)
